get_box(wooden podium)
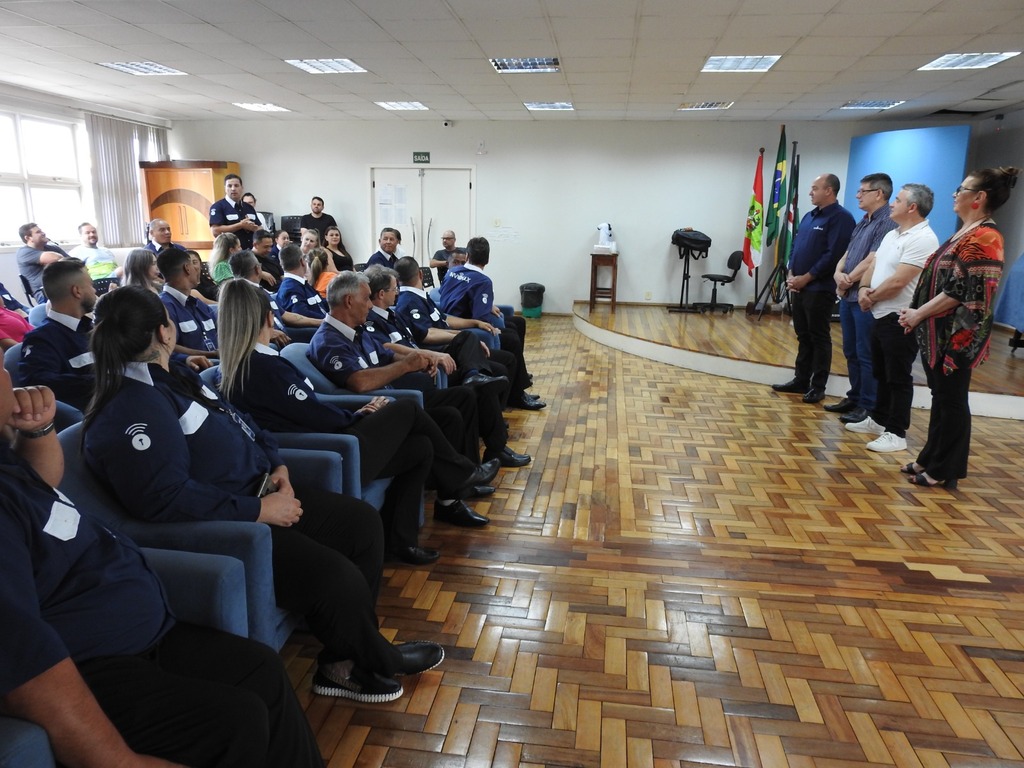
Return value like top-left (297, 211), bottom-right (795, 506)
top-left (139, 160), bottom-right (240, 251)
top-left (589, 252), bottom-right (618, 311)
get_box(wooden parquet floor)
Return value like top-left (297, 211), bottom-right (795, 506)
top-left (284, 315), bottom-right (1024, 768)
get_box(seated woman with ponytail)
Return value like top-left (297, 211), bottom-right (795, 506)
top-left (81, 285), bottom-right (444, 703)
top-left (216, 279), bottom-right (500, 551)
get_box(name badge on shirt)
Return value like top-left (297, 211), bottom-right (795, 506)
top-left (201, 318), bottom-right (216, 331)
top-left (69, 351), bottom-right (94, 369)
top-left (430, 309), bottom-right (441, 321)
top-left (225, 213), bottom-right (239, 221)
top-left (44, 498), bottom-right (81, 541)
top-left (368, 350), bottom-right (379, 365)
top-left (179, 320), bottom-right (198, 333)
top-left (389, 331), bottom-right (403, 342)
top-left (358, 357), bottom-right (369, 369)
top-left (306, 295), bottom-right (320, 306)
top-left (247, 213), bottom-right (257, 220)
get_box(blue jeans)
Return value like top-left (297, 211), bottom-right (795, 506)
top-left (838, 299), bottom-right (877, 411)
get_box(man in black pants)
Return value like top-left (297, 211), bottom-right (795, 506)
top-left (0, 369), bottom-right (322, 767)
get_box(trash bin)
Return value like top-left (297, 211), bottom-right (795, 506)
top-left (520, 283), bottom-right (545, 318)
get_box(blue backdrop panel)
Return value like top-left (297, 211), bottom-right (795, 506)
top-left (845, 125), bottom-right (971, 242)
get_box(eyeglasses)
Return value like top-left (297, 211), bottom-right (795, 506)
top-left (856, 187), bottom-right (880, 195)
top-left (955, 185), bottom-right (980, 194)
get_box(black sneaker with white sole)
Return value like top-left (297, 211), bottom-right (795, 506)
top-left (312, 666), bottom-right (403, 703)
top-left (395, 641), bottom-right (445, 676)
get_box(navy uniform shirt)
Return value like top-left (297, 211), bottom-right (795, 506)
top-left (363, 305), bottom-right (417, 350)
top-left (308, 314), bottom-right (395, 389)
top-left (0, 442), bottom-right (172, 696)
top-left (160, 285), bottom-right (218, 352)
top-left (144, 241), bottom-right (186, 255)
top-left (209, 197), bottom-right (259, 250)
top-left (788, 201), bottom-right (857, 294)
top-left (396, 286), bottom-right (449, 344)
top-left (366, 250), bottom-right (397, 269)
top-left (0, 282), bottom-right (28, 313)
top-left (276, 274), bottom-right (328, 320)
top-left (438, 264), bottom-right (493, 322)
top-left (18, 309), bottom-right (94, 410)
top-left (226, 345), bottom-right (359, 433)
top-left (84, 362), bottom-right (280, 524)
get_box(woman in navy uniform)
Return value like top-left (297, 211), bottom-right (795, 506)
top-left (81, 286), bottom-right (443, 702)
top-left (216, 279), bottom-right (499, 535)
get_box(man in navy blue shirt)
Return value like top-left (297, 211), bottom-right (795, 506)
top-left (772, 174), bottom-right (856, 404)
top-left (0, 355), bottom-right (323, 767)
top-left (209, 173), bottom-right (261, 250)
top-left (277, 244), bottom-right (329, 321)
top-left (366, 227), bottom-right (400, 269)
top-left (19, 259), bottom-right (96, 410)
top-left (157, 248), bottom-right (219, 360)
top-left (143, 218), bottom-right (186, 254)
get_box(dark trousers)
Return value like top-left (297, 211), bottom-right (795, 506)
top-left (791, 290), bottom-right (836, 390)
top-left (346, 397), bottom-right (476, 499)
top-left (497, 328), bottom-right (533, 398)
top-left (869, 313), bottom-right (918, 438)
top-left (393, 373), bottom-right (483, 463)
top-left (272, 488), bottom-right (404, 675)
top-left (917, 358), bottom-right (973, 481)
top-left (80, 622), bottom-right (323, 768)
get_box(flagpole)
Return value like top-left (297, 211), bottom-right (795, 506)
top-left (749, 146), bottom-right (765, 299)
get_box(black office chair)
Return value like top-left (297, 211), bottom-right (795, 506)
top-left (280, 215), bottom-right (302, 241)
top-left (353, 262), bottom-right (367, 272)
top-left (420, 267), bottom-right (435, 289)
top-left (92, 277), bottom-right (120, 296)
top-left (693, 250), bottom-right (744, 314)
top-left (19, 274), bottom-right (37, 306)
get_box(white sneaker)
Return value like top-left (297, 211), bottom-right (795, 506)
top-left (846, 415), bottom-right (884, 435)
top-left (867, 432), bottom-right (907, 452)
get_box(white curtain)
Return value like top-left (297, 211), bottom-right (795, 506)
top-left (85, 113), bottom-right (168, 247)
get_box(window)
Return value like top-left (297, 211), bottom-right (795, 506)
top-left (0, 111), bottom-right (85, 246)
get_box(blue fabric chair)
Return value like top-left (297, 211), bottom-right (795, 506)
top-left (57, 423), bottom-right (341, 650)
top-left (0, 547), bottom-right (247, 768)
top-left (28, 302), bottom-right (47, 327)
top-left (3, 343), bottom-right (85, 431)
top-left (280, 342), bottom-right (423, 405)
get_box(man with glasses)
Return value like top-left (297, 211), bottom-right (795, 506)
top-left (824, 173), bottom-right (898, 425)
top-left (430, 230), bottom-right (463, 283)
top-left (771, 174), bottom-right (856, 404)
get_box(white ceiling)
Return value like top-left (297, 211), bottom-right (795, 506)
top-left (0, 0), bottom-right (1022, 123)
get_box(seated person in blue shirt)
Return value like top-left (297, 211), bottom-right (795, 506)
top-left (217, 280), bottom-right (499, 533)
top-left (82, 286), bottom-right (444, 702)
top-left (0, 353), bottom-right (323, 767)
top-left (366, 227), bottom-right (400, 269)
top-left (18, 258), bottom-right (96, 410)
top-left (439, 237), bottom-right (544, 410)
top-left (143, 218), bottom-right (186, 255)
top-left (276, 244), bottom-right (329, 322)
top-left (156, 247), bottom-right (221, 360)
top-left (230, 249), bottom-right (320, 343)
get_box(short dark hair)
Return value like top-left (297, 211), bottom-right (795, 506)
top-left (18, 222), bottom-right (38, 243)
top-left (254, 229), bottom-right (273, 243)
top-left (279, 243), bottom-right (304, 271)
top-left (394, 256), bottom-right (420, 285)
top-left (379, 227), bottom-right (401, 241)
top-left (78, 222), bottom-right (94, 233)
top-left (861, 173), bottom-right (892, 200)
top-left (364, 265), bottom-right (397, 296)
top-left (311, 196), bottom-right (324, 205)
top-left (156, 247), bottom-right (190, 278)
top-left (824, 174), bottom-right (841, 196)
top-left (466, 237), bottom-right (490, 266)
top-left (969, 166), bottom-right (1021, 213)
top-left (42, 258), bottom-right (87, 299)
top-left (225, 173), bottom-right (242, 185)
top-left (242, 192), bottom-right (256, 202)
top-left (230, 249), bottom-right (258, 278)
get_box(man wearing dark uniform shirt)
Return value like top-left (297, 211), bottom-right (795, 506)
top-left (367, 227), bottom-right (400, 269)
top-left (209, 173), bottom-right (260, 250)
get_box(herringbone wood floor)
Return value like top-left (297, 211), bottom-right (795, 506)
top-left (285, 315), bottom-right (1024, 768)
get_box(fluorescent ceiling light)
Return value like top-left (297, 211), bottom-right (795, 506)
top-left (375, 101), bottom-right (428, 111)
top-left (677, 101), bottom-right (734, 111)
top-left (233, 103), bottom-right (290, 112)
top-left (841, 99), bottom-right (905, 110)
top-left (524, 101), bottom-right (573, 111)
top-left (98, 61), bottom-right (186, 76)
top-left (702, 55), bottom-right (781, 73)
top-left (285, 58), bottom-right (366, 74)
top-left (918, 52), bottom-right (1020, 70)
top-left (491, 57), bottom-right (560, 73)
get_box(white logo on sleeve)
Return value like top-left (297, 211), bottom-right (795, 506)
top-left (330, 355), bottom-right (343, 371)
top-left (287, 384), bottom-right (308, 401)
top-left (125, 423), bottom-right (151, 451)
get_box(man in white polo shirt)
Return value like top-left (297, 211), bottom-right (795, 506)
top-left (852, 183), bottom-right (939, 453)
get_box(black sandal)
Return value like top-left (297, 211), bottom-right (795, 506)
top-left (908, 472), bottom-right (957, 490)
top-left (899, 463), bottom-right (922, 475)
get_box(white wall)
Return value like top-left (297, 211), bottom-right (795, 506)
top-left (169, 119), bottom-right (881, 314)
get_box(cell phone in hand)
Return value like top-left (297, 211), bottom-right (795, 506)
top-left (255, 473), bottom-right (277, 497)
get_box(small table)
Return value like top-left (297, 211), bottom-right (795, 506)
top-left (589, 252), bottom-right (618, 311)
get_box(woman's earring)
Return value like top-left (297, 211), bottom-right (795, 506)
top-left (971, 201), bottom-right (980, 210)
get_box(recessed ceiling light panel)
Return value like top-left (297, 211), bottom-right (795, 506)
top-left (491, 57), bottom-right (560, 73)
top-left (285, 58), bottom-right (367, 74)
top-left (841, 99), bottom-right (905, 110)
top-left (99, 61), bottom-right (187, 76)
top-left (702, 55), bottom-right (781, 73)
top-left (233, 103), bottom-right (290, 112)
top-left (375, 101), bottom-right (428, 111)
top-left (918, 52), bottom-right (1020, 70)
top-left (677, 101), bottom-right (734, 110)
top-left (524, 101), bottom-right (573, 111)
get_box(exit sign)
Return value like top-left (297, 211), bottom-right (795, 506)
top-left (413, 151), bottom-right (431, 164)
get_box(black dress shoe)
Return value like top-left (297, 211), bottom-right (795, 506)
top-left (771, 379), bottom-right (808, 394)
top-left (802, 388), bottom-right (825, 404)
top-left (461, 372), bottom-right (509, 397)
top-left (456, 458), bottom-right (500, 495)
top-left (394, 546), bottom-right (440, 565)
top-left (434, 499), bottom-right (490, 527)
top-left (823, 397), bottom-right (857, 413)
top-left (470, 485), bottom-right (495, 497)
top-left (486, 446), bottom-right (532, 468)
top-left (839, 407), bottom-right (868, 424)
top-left (395, 641), bottom-right (445, 675)
top-left (510, 394), bottom-right (546, 410)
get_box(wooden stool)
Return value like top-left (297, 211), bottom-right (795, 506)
top-left (589, 252), bottom-right (618, 311)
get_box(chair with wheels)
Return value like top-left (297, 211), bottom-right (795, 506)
top-left (693, 250), bottom-right (744, 314)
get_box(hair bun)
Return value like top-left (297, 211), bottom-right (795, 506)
top-left (1000, 166), bottom-right (1020, 188)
